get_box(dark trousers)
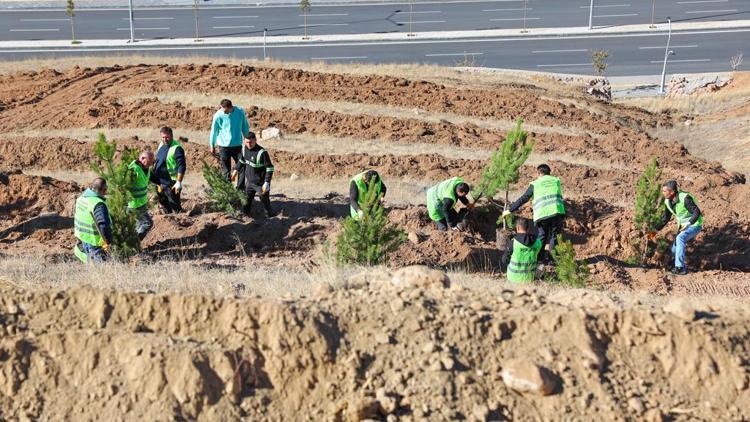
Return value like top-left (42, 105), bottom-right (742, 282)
top-left (243, 184), bottom-right (272, 217)
top-left (536, 214), bottom-right (564, 262)
top-left (434, 208), bottom-right (469, 231)
top-left (218, 146), bottom-right (242, 180)
top-left (157, 184), bottom-right (182, 214)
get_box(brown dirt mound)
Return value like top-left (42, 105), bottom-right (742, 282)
top-left (0, 170), bottom-right (79, 220)
top-left (1, 273), bottom-right (749, 420)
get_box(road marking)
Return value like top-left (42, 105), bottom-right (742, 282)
top-left (116, 27), bottom-right (171, 31)
top-left (394, 10), bottom-right (442, 14)
top-left (425, 52), bottom-right (483, 56)
top-left (120, 17), bottom-right (174, 20)
top-left (298, 23), bottom-right (349, 26)
top-left (490, 17), bottom-right (540, 21)
top-left (685, 9), bottom-right (737, 14)
top-left (213, 26), bottom-right (256, 29)
top-left (677, 0), bottom-right (728, 3)
top-left (593, 13), bottom-right (638, 18)
top-left (395, 20), bottom-right (447, 24)
top-left (649, 59), bottom-right (711, 63)
top-left (212, 15), bottom-right (259, 19)
top-left (482, 8), bottom-right (533, 11)
top-left (579, 3), bottom-right (631, 8)
top-left (19, 18), bottom-right (68, 22)
top-left (9, 28), bottom-right (60, 32)
top-left (300, 13), bottom-right (349, 16)
top-left (532, 48), bottom-right (588, 53)
top-left (311, 56), bottom-right (367, 60)
top-left (638, 44), bottom-right (698, 49)
top-left (536, 63), bottom-right (591, 67)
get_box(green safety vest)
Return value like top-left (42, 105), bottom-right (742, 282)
top-left (127, 160), bottom-right (151, 209)
top-left (507, 238), bottom-right (542, 283)
top-left (350, 171), bottom-right (382, 219)
top-left (426, 177), bottom-right (464, 222)
top-left (665, 192), bottom-right (703, 230)
top-left (166, 140), bottom-right (184, 181)
top-left (530, 175), bottom-right (565, 222)
top-left (74, 194), bottom-right (110, 248)
top-left (74, 243), bottom-right (88, 263)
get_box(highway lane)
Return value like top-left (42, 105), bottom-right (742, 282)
top-left (1, 29), bottom-right (746, 77)
top-left (2, 0), bottom-right (749, 40)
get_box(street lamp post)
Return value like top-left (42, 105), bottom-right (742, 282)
top-left (650, 0), bottom-right (657, 28)
top-left (659, 17), bottom-right (674, 94)
top-left (263, 28), bottom-right (267, 60)
top-left (522, 0), bottom-right (528, 33)
top-left (128, 0), bottom-right (135, 42)
top-left (588, 0), bottom-right (594, 30)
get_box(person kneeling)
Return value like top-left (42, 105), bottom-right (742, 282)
top-left (501, 217), bottom-right (542, 283)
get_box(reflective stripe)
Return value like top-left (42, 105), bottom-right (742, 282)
top-left (74, 194), bottom-right (110, 247)
top-left (532, 194), bottom-right (564, 211)
top-left (507, 238), bottom-right (542, 283)
top-left (530, 175), bottom-right (565, 222)
top-left (74, 222), bottom-right (99, 236)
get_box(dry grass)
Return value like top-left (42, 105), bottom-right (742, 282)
top-left (0, 55), bottom-right (579, 93)
top-left (126, 91), bottom-right (590, 138)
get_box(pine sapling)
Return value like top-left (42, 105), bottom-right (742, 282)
top-left (477, 118), bottom-right (534, 228)
top-left (335, 179), bottom-right (406, 266)
top-left (202, 161), bottom-right (246, 217)
top-left (90, 133), bottom-right (140, 259)
top-left (551, 235), bottom-right (589, 288)
top-left (633, 157), bottom-right (664, 264)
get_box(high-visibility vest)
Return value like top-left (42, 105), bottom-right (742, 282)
top-left (507, 238), bottom-right (542, 283)
top-left (74, 194), bottom-right (110, 247)
top-left (74, 243), bottom-right (88, 263)
top-left (166, 140), bottom-right (184, 181)
top-left (530, 175), bottom-right (565, 222)
top-left (426, 177), bottom-right (464, 222)
top-left (665, 191), bottom-right (703, 230)
top-left (240, 145), bottom-right (273, 170)
top-left (127, 160), bottom-right (150, 209)
top-left (350, 171), bottom-right (382, 220)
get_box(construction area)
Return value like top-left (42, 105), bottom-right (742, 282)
top-left (1, 57), bottom-right (749, 420)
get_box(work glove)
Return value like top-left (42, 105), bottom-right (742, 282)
top-left (102, 243), bottom-right (110, 253)
top-left (172, 180), bottom-right (183, 193)
top-left (451, 226), bottom-right (460, 232)
top-left (262, 182), bottom-right (270, 194)
top-left (502, 210), bottom-right (512, 217)
top-left (357, 210), bottom-right (365, 219)
top-left (230, 170), bottom-right (238, 183)
top-left (647, 231), bottom-right (657, 240)
top-left (157, 185), bottom-right (163, 193)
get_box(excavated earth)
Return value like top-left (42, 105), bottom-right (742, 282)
top-left (0, 64), bottom-right (748, 295)
top-left (1, 271), bottom-right (750, 420)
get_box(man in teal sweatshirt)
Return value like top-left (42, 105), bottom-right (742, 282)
top-left (209, 98), bottom-right (250, 180)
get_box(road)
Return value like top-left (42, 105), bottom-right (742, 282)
top-left (2, 0), bottom-right (749, 40)
top-left (1, 28), bottom-right (746, 77)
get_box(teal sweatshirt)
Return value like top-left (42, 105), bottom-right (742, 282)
top-left (209, 106), bottom-right (250, 148)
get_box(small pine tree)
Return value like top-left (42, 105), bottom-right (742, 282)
top-left (202, 161), bottom-right (246, 217)
top-left (591, 49), bottom-right (610, 76)
top-left (66, 0), bottom-right (77, 43)
top-left (551, 235), bottom-right (589, 288)
top-left (632, 157), bottom-right (665, 264)
top-left (90, 133), bottom-right (140, 259)
top-left (477, 118), bottom-right (534, 227)
top-left (299, 0), bottom-right (312, 39)
top-left (335, 180), bottom-right (406, 266)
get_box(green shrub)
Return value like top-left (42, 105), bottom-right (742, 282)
top-left (632, 157), bottom-right (665, 264)
top-left (202, 161), bottom-right (246, 217)
top-left (335, 180), bottom-right (406, 266)
top-left (551, 235), bottom-right (589, 288)
top-left (476, 118), bottom-right (534, 227)
top-left (90, 133), bottom-right (140, 259)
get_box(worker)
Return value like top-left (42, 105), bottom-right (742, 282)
top-left (426, 177), bottom-right (472, 231)
top-left (503, 164), bottom-right (565, 263)
top-left (152, 126), bottom-right (186, 214)
top-left (233, 132), bottom-right (275, 218)
top-left (651, 180), bottom-right (703, 275)
top-left (501, 217), bottom-right (543, 283)
top-left (127, 150), bottom-right (155, 240)
top-left (210, 98), bottom-right (250, 180)
top-left (349, 170), bottom-right (387, 220)
top-left (73, 177), bottom-right (113, 263)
